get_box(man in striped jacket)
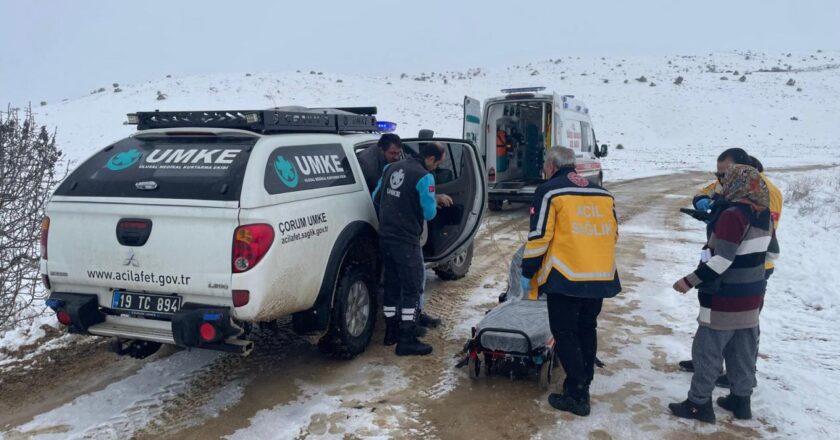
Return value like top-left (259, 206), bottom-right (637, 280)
top-left (669, 164), bottom-right (779, 423)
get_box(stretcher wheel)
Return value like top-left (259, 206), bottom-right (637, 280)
top-left (468, 356), bottom-right (481, 379)
top-left (483, 353), bottom-right (494, 376)
top-left (539, 354), bottom-right (554, 390)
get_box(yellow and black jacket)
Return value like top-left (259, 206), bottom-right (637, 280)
top-left (521, 167), bottom-right (622, 299)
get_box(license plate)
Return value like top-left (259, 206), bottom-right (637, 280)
top-left (111, 290), bottom-right (182, 316)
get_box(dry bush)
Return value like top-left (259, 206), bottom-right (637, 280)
top-left (785, 177), bottom-right (816, 205)
top-left (0, 106), bottom-right (63, 330)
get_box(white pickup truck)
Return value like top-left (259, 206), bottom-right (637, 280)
top-left (42, 107), bottom-right (485, 358)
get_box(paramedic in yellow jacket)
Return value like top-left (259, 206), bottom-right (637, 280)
top-left (520, 146), bottom-right (621, 417)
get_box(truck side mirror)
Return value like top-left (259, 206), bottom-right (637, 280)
top-left (598, 144), bottom-right (609, 158)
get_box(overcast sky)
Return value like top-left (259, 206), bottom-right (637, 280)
top-left (1, 0), bottom-right (838, 104)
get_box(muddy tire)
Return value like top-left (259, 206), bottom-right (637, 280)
top-left (468, 356), bottom-right (482, 379)
top-left (538, 353), bottom-right (554, 390)
top-left (488, 200), bottom-right (503, 211)
top-left (433, 244), bottom-right (473, 281)
top-left (327, 264), bottom-right (376, 357)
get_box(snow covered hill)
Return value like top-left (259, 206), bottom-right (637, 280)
top-left (29, 50), bottom-right (840, 180)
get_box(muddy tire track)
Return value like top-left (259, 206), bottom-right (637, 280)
top-left (4, 165), bottom-right (830, 439)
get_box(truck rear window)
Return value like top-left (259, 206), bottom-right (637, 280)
top-left (54, 136), bottom-right (256, 201)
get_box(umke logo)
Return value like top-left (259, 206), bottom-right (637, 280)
top-left (274, 155), bottom-right (299, 188)
top-left (106, 149), bottom-right (142, 171)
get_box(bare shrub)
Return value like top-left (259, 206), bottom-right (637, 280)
top-left (0, 106), bottom-right (63, 330)
top-left (785, 176), bottom-right (819, 215)
top-left (785, 177), bottom-right (815, 204)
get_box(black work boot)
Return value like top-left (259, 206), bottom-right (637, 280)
top-left (418, 312), bottom-right (441, 329)
top-left (678, 360), bottom-right (695, 372)
top-left (715, 373), bottom-right (731, 388)
top-left (548, 393), bottom-right (591, 416)
top-left (395, 321), bottom-right (433, 356)
top-left (384, 317), bottom-right (400, 346)
top-left (669, 398), bottom-right (716, 424)
top-left (717, 394), bottom-right (752, 420)
top-left (548, 382), bottom-right (591, 416)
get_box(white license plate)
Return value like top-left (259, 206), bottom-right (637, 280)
top-left (111, 290), bottom-right (182, 316)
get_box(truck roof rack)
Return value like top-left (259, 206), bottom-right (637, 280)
top-left (500, 86), bottom-right (546, 94)
top-left (126, 107), bottom-right (378, 134)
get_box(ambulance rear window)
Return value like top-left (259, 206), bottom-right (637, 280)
top-left (54, 136), bottom-right (256, 201)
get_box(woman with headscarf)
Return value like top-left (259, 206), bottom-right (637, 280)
top-left (668, 164), bottom-right (779, 424)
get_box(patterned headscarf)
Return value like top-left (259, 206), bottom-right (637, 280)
top-left (721, 164), bottom-right (769, 210)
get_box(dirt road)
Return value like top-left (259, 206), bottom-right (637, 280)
top-left (0, 169), bottom-right (815, 439)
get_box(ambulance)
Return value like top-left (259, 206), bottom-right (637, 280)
top-left (463, 87), bottom-right (608, 210)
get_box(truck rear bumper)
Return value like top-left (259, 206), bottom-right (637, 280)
top-left (488, 189), bottom-right (536, 204)
top-left (49, 292), bottom-right (253, 355)
top-left (89, 315), bottom-right (175, 344)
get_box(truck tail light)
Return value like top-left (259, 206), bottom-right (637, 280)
top-left (232, 290), bottom-right (250, 307)
top-left (40, 216), bottom-right (50, 260)
top-left (232, 224), bottom-right (274, 273)
top-left (56, 309), bottom-right (72, 326)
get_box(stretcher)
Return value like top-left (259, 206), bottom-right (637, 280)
top-left (461, 245), bottom-right (558, 389)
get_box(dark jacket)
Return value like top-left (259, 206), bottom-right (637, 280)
top-left (373, 157), bottom-right (437, 245)
top-left (521, 168), bottom-right (622, 299)
top-left (358, 144), bottom-right (387, 193)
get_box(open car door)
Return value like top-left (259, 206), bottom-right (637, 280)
top-left (401, 138), bottom-right (486, 268)
top-left (463, 96), bottom-right (482, 156)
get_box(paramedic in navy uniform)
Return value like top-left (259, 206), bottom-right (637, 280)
top-left (373, 142), bottom-right (452, 356)
top-left (521, 146), bottom-right (621, 416)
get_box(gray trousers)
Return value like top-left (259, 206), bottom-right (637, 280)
top-left (688, 325), bottom-right (759, 404)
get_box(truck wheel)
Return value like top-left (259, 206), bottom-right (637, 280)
top-left (488, 200), bottom-right (503, 211)
top-left (433, 244), bottom-right (473, 281)
top-left (328, 264), bottom-right (376, 357)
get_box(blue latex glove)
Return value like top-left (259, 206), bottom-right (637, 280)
top-left (520, 276), bottom-right (532, 292)
top-left (694, 197), bottom-right (714, 212)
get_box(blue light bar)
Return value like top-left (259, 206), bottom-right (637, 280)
top-left (501, 86), bottom-right (546, 94)
top-left (377, 121), bottom-right (397, 132)
top-left (46, 298), bottom-right (64, 309)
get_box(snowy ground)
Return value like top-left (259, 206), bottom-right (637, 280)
top-left (1, 51), bottom-right (839, 438)
top-left (7, 50), bottom-right (837, 348)
top-left (2, 167), bottom-right (838, 439)
top-left (9, 49), bottom-right (840, 181)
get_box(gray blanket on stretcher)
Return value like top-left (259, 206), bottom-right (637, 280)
top-left (476, 246), bottom-right (551, 354)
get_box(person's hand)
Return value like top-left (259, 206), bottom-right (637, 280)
top-left (673, 278), bottom-right (692, 294)
top-left (436, 194), bottom-right (453, 207)
top-left (520, 276), bottom-right (532, 292)
top-left (694, 197), bottom-right (714, 212)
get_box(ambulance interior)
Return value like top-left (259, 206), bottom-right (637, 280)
top-left (488, 100), bottom-right (551, 189)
